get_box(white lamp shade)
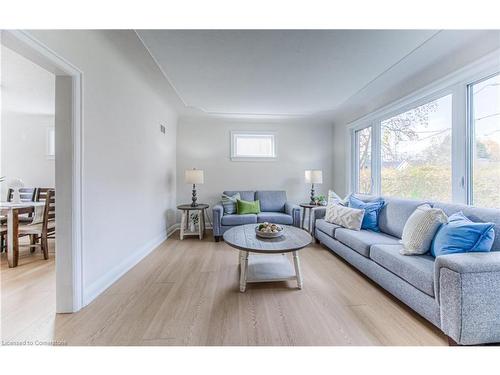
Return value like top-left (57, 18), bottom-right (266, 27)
top-left (185, 169), bottom-right (204, 184)
top-left (304, 170), bottom-right (323, 184)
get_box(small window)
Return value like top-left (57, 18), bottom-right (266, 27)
top-left (47, 126), bottom-right (55, 159)
top-left (231, 131), bottom-right (276, 161)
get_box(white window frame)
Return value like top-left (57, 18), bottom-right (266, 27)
top-left (230, 131), bottom-right (277, 161)
top-left (466, 71), bottom-right (500, 206)
top-left (46, 126), bottom-right (55, 160)
top-left (347, 50), bottom-right (500, 206)
top-left (353, 125), bottom-right (373, 194)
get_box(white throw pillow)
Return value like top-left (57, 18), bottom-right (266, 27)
top-left (327, 190), bottom-right (348, 206)
top-left (400, 204), bottom-right (448, 255)
top-left (324, 204), bottom-right (365, 231)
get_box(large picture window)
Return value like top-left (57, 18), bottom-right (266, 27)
top-left (349, 58), bottom-right (499, 209)
top-left (381, 94), bottom-right (452, 201)
top-left (469, 73), bottom-right (500, 208)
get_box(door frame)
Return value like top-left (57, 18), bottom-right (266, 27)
top-left (2, 30), bottom-right (84, 312)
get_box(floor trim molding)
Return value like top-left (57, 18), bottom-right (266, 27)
top-left (83, 230), bottom-right (168, 306)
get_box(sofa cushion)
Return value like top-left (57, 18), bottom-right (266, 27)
top-left (315, 219), bottom-right (341, 237)
top-left (236, 199), bottom-right (261, 215)
top-left (221, 214), bottom-right (257, 226)
top-left (400, 204), bottom-right (447, 255)
top-left (255, 191), bottom-right (287, 212)
top-left (325, 204), bottom-right (365, 231)
top-left (432, 202), bottom-right (500, 252)
top-left (370, 244), bottom-right (435, 297)
top-left (257, 212), bottom-right (293, 225)
top-left (431, 212), bottom-right (495, 257)
top-left (334, 228), bottom-right (400, 258)
top-left (378, 197), bottom-right (431, 238)
top-left (223, 190), bottom-right (255, 202)
top-left (348, 195), bottom-right (385, 232)
top-left (221, 193), bottom-right (240, 214)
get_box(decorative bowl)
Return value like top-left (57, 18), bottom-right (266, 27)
top-left (255, 223), bottom-right (284, 238)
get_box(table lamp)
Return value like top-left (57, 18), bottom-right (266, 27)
top-left (185, 168), bottom-right (204, 207)
top-left (305, 170), bottom-right (323, 205)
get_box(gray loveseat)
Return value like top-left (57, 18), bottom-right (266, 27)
top-left (212, 190), bottom-right (301, 242)
top-left (313, 195), bottom-right (500, 345)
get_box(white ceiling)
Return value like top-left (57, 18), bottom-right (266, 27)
top-left (136, 30), bottom-right (499, 118)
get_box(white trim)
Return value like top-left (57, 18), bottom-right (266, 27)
top-left (46, 126), bottom-right (55, 160)
top-left (230, 130), bottom-right (277, 161)
top-left (3, 30), bottom-right (85, 312)
top-left (83, 230), bottom-right (168, 305)
top-left (346, 49), bottom-right (500, 202)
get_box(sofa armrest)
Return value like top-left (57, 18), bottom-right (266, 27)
top-left (285, 202), bottom-right (301, 227)
top-left (310, 207), bottom-right (327, 235)
top-left (434, 252), bottom-right (500, 345)
top-left (212, 204), bottom-right (224, 236)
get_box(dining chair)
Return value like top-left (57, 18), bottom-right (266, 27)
top-left (1, 187), bottom-right (37, 252)
top-left (18, 189), bottom-right (55, 260)
top-left (35, 188), bottom-right (52, 202)
top-left (7, 187), bottom-right (37, 203)
top-left (0, 226), bottom-right (7, 253)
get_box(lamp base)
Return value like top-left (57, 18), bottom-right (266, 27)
top-left (309, 184), bottom-right (315, 205)
top-left (191, 184), bottom-right (198, 207)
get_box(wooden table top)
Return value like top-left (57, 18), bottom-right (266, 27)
top-left (0, 201), bottom-right (45, 214)
top-left (223, 224), bottom-right (312, 253)
top-left (177, 203), bottom-right (209, 210)
top-left (299, 203), bottom-right (324, 208)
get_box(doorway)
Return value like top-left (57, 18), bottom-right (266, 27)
top-left (1, 30), bottom-right (83, 325)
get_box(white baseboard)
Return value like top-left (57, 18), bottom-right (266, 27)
top-left (83, 230), bottom-right (168, 306)
top-left (167, 223), bottom-right (180, 236)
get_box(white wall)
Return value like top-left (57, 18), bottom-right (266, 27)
top-left (177, 116), bottom-right (333, 216)
top-left (331, 39), bottom-right (500, 196)
top-left (1, 46), bottom-right (55, 198)
top-left (22, 30), bottom-right (182, 305)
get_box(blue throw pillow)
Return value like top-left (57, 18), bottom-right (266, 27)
top-left (431, 212), bottom-right (495, 257)
top-left (347, 195), bottom-right (385, 232)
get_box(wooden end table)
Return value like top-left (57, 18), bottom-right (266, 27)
top-left (177, 203), bottom-right (209, 240)
top-left (299, 203), bottom-right (322, 233)
top-left (223, 224), bottom-right (312, 292)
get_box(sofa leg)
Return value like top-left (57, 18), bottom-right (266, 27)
top-left (447, 336), bottom-right (460, 346)
top-left (315, 238), bottom-right (320, 244)
top-left (214, 236), bottom-right (221, 242)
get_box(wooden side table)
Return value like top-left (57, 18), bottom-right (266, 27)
top-left (177, 204), bottom-right (209, 240)
top-left (299, 203), bottom-right (322, 234)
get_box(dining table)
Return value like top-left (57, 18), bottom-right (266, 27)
top-left (1, 201), bottom-right (45, 268)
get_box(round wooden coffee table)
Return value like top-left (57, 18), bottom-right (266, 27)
top-left (223, 224), bottom-right (312, 292)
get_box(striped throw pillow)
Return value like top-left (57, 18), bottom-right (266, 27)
top-left (400, 204), bottom-right (448, 255)
top-left (221, 193), bottom-right (240, 214)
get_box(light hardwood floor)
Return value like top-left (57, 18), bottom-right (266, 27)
top-left (1, 232), bottom-right (447, 346)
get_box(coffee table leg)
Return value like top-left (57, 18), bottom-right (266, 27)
top-left (292, 251), bottom-right (303, 289)
top-left (239, 251), bottom-right (249, 292)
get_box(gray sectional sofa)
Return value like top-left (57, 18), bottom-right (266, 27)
top-left (212, 190), bottom-right (301, 242)
top-left (313, 195), bottom-right (500, 345)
